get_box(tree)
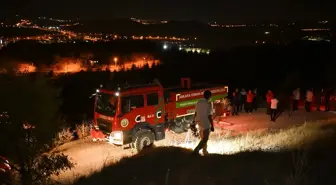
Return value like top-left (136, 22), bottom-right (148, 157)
top-left (0, 74), bottom-right (73, 185)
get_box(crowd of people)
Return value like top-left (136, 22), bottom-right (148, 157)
top-left (228, 88), bottom-right (333, 122)
top-left (192, 88), bottom-right (333, 155)
top-left (230, 88), bottom-right (259, 116)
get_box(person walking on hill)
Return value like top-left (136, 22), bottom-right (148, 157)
top-left (305, 89), bottom-right (313, 112)
top-left (246, 90), bottom-right (255, 114)
top-left (192, 90), bottom-right (214, 155)
top-left (270, 95), bottom-right (279, 122)
top-left (292, 88), bottom-right (300, 111)
top-left (266, 90), bottom-right (274, 114)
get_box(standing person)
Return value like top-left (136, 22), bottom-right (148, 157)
top-left (292, 88), bottom-right (300, 111)
top-left (266, 90), bottom-right (274, 114)
top-left (192, 90), bottom-right (214, 155)
top-left (231, 92), bottom-right (239, 116)
top-left (253, 88), bottom-right (259, 111)
top-left (235, 88), bottom-right (242, 113)
top-left (315, 88), bottom-right (322, 111)
top-left (324, 88), bottom-right (331, 112)
top-left (270, 95), bottom-right (279, 122)
top-left (241, 88), bottom-right (247, 112)
top-left (305, 89), bottom-right (313, 112)
top-left (246, 90), bottom-right (255, 114)
top-left (285, 92), bottom-right (293, 118)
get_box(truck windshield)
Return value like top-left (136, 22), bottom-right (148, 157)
top-left (95, 93), bottom-right (118, 116)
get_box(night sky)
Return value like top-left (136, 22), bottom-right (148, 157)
top-left (2, 0), bottom-right (335, 22)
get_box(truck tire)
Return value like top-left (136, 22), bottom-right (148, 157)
top-left (133, 129), bottom-right (155, 152)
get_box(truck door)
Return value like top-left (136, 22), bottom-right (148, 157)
top-left (145, 92), bottom-right (165, 125)
top-left (120, 94), bottom-right (146, 129)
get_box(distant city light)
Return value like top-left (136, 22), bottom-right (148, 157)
top-left (163, 44), bottom-right (168, 50)
top-left (265, 31), bottom-right (270, 35)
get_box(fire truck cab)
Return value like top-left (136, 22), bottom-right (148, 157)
top-left (94, 83), bottom-right (166, 151)
top-left (93, 78), bottom-right (228, 152)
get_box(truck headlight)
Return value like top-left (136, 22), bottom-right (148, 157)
top-left (112, 131), bottom-right (122, 140)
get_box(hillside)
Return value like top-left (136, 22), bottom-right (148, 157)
top-left (72, 19), bottom-right (207, 37)
top-left (72, 122), bottom-right (336, 185)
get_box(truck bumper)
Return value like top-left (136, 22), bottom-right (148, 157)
top-left (106, 131), bottom-right (123, 145)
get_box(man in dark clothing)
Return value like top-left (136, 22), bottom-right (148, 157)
top-left (253, 88), bottom-right (258, 111)
top-left (231, 92), bottom-right (239, 116)
top-left (235, 88), bottom-right (242, 112)
top-left (240, 88), bottom-right (247, 112)
top-left (324, 88), bottom-right (331, 112)
top-left (292, 88), bottom-right (300, 111)
top-left (315, 89), bottom-right (322, 111)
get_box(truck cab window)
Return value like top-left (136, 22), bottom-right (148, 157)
top-left (147, 93), bottom-right (159, 106)
top-left (95, 93), bottom-right (118, 116)
top-left (121, 95), bottom-right (144, 114)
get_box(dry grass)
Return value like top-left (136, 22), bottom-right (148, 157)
top-left (160, 121), bottom-right (336, 155)
top-left (69, 120), bottom-right (336, 185)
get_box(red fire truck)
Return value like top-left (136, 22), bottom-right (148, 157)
top-left (92, 78), bottom-right (228, 151)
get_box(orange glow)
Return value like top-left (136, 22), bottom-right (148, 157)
top-left (15, 63), bottom-right (36, 73)
top-left (51, 58), bottom-right (86, 74)
top-left (0, 54), bottom-right (160, 75)
top-left (104, 59), bottom-right (160, 72)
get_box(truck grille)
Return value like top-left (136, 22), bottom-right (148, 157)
top-left (97, 118), bottom-right (112, 134)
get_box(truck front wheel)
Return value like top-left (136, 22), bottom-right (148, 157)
top-left (133, 129), bottom-right (155, 152)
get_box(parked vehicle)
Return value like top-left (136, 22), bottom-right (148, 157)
top-left (91, 78), bottom-right (228, 151)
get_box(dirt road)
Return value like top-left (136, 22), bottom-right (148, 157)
top-left (54, 109), bottom-right (336, 183)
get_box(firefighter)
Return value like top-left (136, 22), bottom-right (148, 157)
top-left (192, 90), bottom-right (214, 155)
top-left (246, 90), bottom-right (255, 114)
top-left (266, 90), bottom-right (274, 114)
